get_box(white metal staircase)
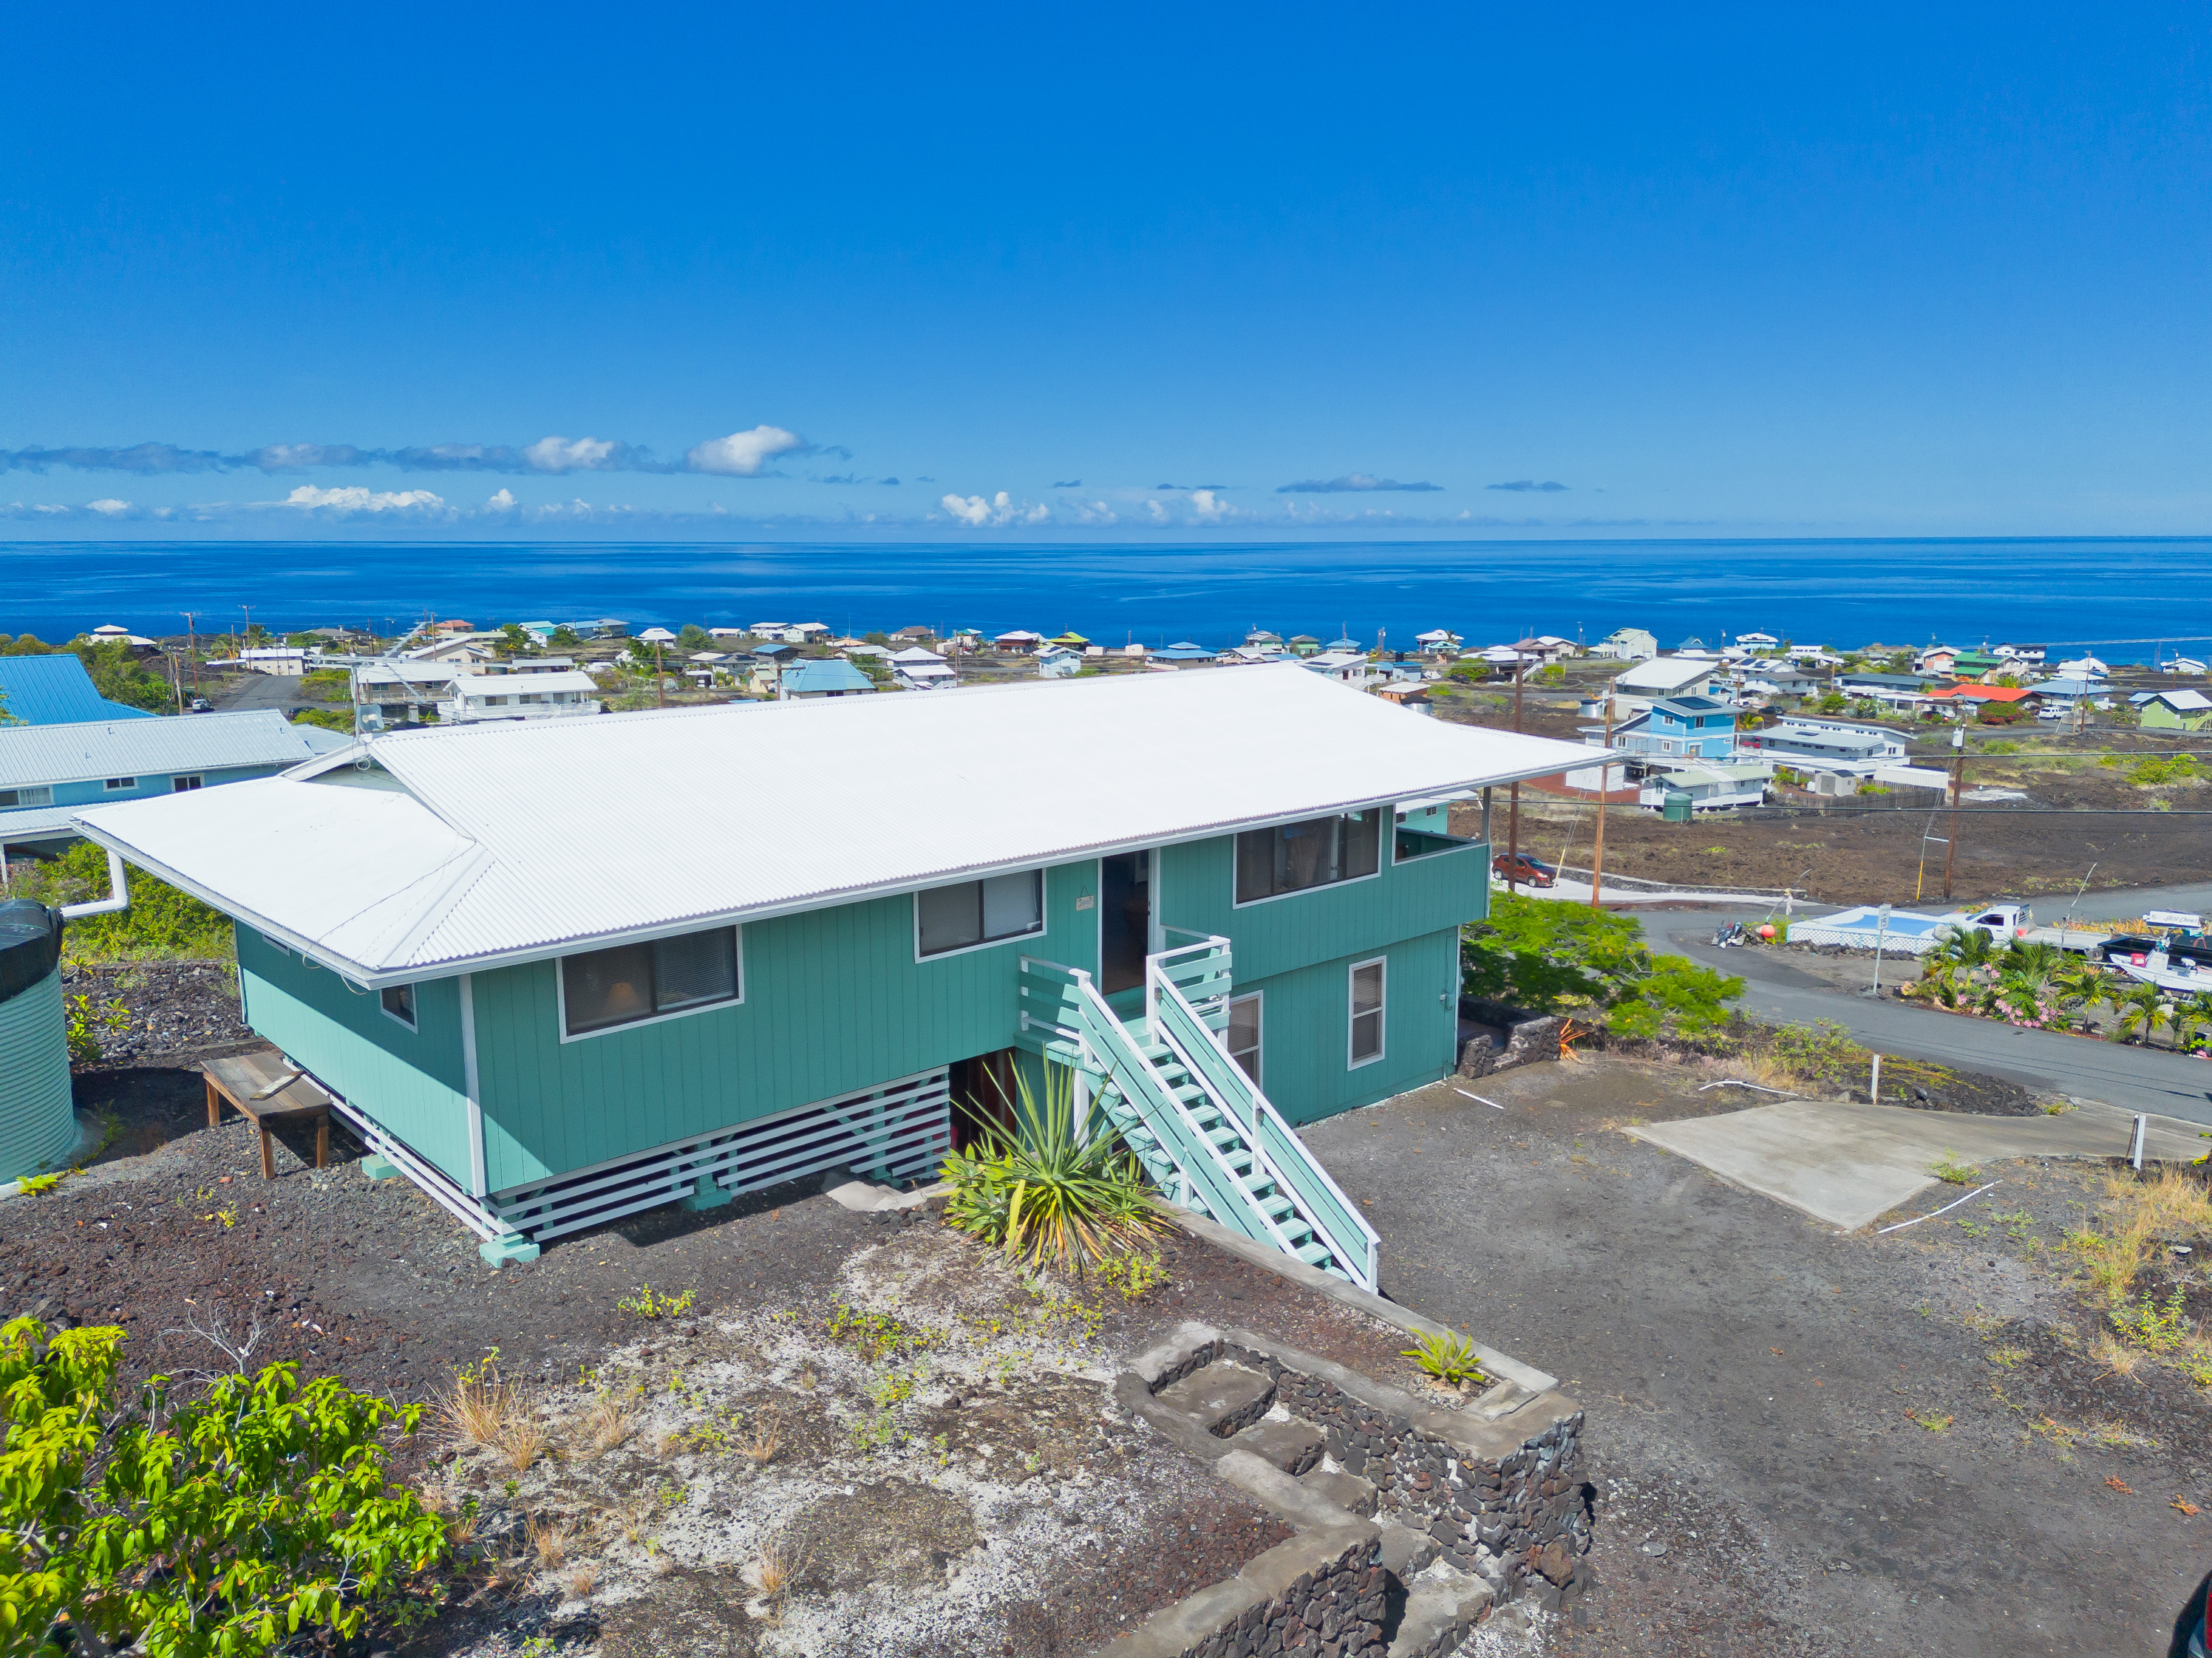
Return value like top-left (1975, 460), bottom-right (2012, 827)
top-left (1015, 931), bottom-right (1380, 1290)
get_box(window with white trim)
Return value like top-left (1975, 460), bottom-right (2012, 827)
top-left (0, 785), bottom-right (53, 808)
top-left (1349, 958), bottom-right (1385, 1066)
top-left (1227, 992), bottom-right (1262, 1086)
top-left (103, 777), bottom-right (136, 791)
top-left (1235, 811), bottom-right (1380, 903)
top-left (172, 774), bottom-right (204, 792)
top-left (916, 870), bottom-right (1043, 958)
top-left (380, 983), bottom-right (417, 1030)
top-left (562, 926), bottom-right (741, 1036)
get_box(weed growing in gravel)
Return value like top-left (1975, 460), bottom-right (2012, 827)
top-left (568, 1564), bottom-right (597, 1599)
top-left (1908, 1409), bottom-right (1954, 1432)
top-left (617, 1283), bottom-right (696, 1320)
top-left (445, 1348), bottom-right (545, 1470)
top-left (741, 1412), bottom-right (783, 1467)
top-left (1930, 1152), bottom-right (1980, 1186)
top-left (755, 1532), bottom-right (813, 1623)
top-left (1401, 1328), bottom-right (1491, 1390)
top-left (826, 1303), bottom-right (942, 1363)
top-left (1095, 1250), bottom-right (1169, 1301)
top-left (15, 1172), bottom-right (61, 1196)
top-left (2109, 1287), bottom-right (2191, 1353)
top-left (1987, 1345), bottom-right (2028, 1369)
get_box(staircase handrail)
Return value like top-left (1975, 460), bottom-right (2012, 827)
top-left (1018, 956), bottom-right (1295, 1258)
top-left (1147, 931), bottom-right (1234, 1031)
top-left (1146, 958), bottom-right (1381, 1291)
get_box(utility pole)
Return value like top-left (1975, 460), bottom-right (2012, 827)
top-left (180, 613), bottom-right (198, 692)
top-left (1590, 679), bottom-right (1616, 908)
top-left (1507, 661), bottom-right (1526, 895)
top-left (1944, 726), bottom-right (1964, 901)
top-left (240, 604), bottom-right (253, 649)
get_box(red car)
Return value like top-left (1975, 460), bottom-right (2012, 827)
top-left (1491, 852), bottom-right (1557, 887)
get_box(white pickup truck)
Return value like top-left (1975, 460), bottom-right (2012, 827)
top-left (1949, 903), bottom-right (2117, 956)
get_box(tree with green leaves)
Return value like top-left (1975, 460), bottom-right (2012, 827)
top-left (0, 1318), bottom-right (449, 1657)
top-left (548, 625), bottom-right (582, 649)
top-left (1461, 893), bottom-right (1742, 1039)
top-left (2111, 980), bottom-right (2172, 1046)
top-left (677, 623), bottom-right (709, 650)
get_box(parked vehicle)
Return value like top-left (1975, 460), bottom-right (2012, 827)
top-left (1491, 852), bottom-right (1556, 887)
top-left (2191, 1593), bottom-right (2208, 1658)
top-left (188, 697), bottom-right (212, 712)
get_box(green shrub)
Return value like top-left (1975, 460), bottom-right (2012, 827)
top-left (941, 1062), bottom-right (1164, 1269)
top-left (1461, 893), bottom-right (1742, 1037)
top-left (65, 993), bottom-right (131, 1065)
top-left (10, 842), bottom-right (234, 961)
top-left (0, 1317), bottom-right (449, 1657)
top-left (2128, 755), bottom-right (2199, 787)
top-left (299, 669), bottom-right (353, 702)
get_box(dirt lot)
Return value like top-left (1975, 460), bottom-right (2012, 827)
top-left (1429, 663), bottom-right (2212, 907)
top-left (24, 1043), bottom-right (1487, 1657)
top-left (1300, 1051), bottom-right (2212, 1657)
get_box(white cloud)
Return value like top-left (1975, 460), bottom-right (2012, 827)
top-left (486, 488), bottom-right (519, 511)
top-left (939, 491), bottom-right (1050, 528)
top-left (1146, 498), bottom-right (1168, 522)
top-left (687, 425), bottom-right (806, 476)
top-left (522, 435), bottom-right (620, 472)
top-left (280, 485), bottom-right (449, 516)
top-left (1188, 488), bottom-right (1233, 524)
top-left (84, 498), bottom-right (132, 516)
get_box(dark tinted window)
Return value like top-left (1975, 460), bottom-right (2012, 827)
top-left (562, 927), bottom-right (741, 1035)
top-left (917, 870), bottom-right (1043, 958)
top-left (1235, 811), bottom-right (1381, 903)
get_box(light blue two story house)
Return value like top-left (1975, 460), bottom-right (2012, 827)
top-left (75, 668), bottom-right (1591, 1280)
top-left (2, 709), bottom-right (348, 862)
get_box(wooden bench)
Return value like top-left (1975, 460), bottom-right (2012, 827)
top-left (203, 1051), bottom-right (333, 1180)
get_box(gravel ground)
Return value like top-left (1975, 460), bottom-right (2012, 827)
top-left (64, 959), bottom-right (254, 1065)
top-left (11, 1048), bottom-right (1472, 1657)
top-left (1299, 1051), bottom-right (2212, 1658)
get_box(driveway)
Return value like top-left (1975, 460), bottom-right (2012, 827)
top-left (1639, 909), bottom-right (2212, 1127)
top-left (1301, 1058), bottom-right (2212, 1657)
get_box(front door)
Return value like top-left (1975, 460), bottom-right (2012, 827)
top-left (1100, 850), bottom-right (1151, 995)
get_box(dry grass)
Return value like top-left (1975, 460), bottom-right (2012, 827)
top-left (445, 1362), bottom-right (525, 1446)
top-left (755, 1532), bottom-right (814, 1620)
top-left (501, 1416), bottom-right (547, 1473)
top-left (1694, 1053), bottom-right (1801, 1094)
top-left (2092, 1331), bottom-right (2145, 1379)
top-left (568, 1564), bottom-right (598, 1600)
top-left (2066, 1169), bottom-right (2212, 1305)
top-left (602, 1498), bottom-right (652, 1546)
top-left (741, 1410), bottom-right (783, 1468)
top-left (528, 1515), bottom-right (574, 1574)
top-left (580, 1392), bottom-right (635, 1456)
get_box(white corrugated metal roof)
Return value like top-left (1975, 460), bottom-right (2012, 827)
top-left (75, 664), bottom-right (1601, 983)
top-left (0, 710), bottom-right (347, 789)
top-left (449, 671), bottom-right (602, 696)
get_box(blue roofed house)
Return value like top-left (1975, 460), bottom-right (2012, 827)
top-left (778, 658), bottom-right (876, 700)
top-left (74, 667), bottom-right (1592, 1281)
top-left (1641, 696), bottom-right (1738, 760)
top-left (0, 654), bottom-right (160, 726)
top-left (1, 709), bottom-right (348, 864)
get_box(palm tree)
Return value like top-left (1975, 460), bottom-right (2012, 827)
top-left (2111, 980), bottom-right (2171, 1047)
top-left (2171, 993), bottom-right (2212, 1055)
top-left (1931, 924), bottom-right (2000, 975)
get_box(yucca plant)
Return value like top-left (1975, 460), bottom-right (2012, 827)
top-left (941, 1060), bottom-right (1165, 1270)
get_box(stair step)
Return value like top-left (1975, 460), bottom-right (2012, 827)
top-left (1293, 1239), bottom-right (1335, 1266)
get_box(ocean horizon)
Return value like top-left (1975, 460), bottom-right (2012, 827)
top-left (3, 536), bottom-right (2209, 655)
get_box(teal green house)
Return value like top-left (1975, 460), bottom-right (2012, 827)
top-left (75, 667), bottom-right (1591, 1282)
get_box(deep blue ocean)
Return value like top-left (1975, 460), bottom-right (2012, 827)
top-left (1, 537), bottom-right (2208, 655)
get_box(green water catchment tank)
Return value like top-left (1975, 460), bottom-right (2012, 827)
top-left (0, 901), bottom-right (72, 1184)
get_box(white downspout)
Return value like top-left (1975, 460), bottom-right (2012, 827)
top-left (460, 972), bottom-right (487, 1198)
top-left (59, 848), bottom-right (131, 918)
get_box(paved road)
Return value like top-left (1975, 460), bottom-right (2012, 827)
top-left (1644, 907), bottom-right (2212, 1127)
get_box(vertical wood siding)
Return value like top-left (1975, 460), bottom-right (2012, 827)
top-left (234, 927), bottom-right (474, 1183)
top-left (467, 860), bottom-right (1099, 1191)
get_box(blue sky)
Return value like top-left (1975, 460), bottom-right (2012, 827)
top-left (3, 3), bottom-right (2208, 539)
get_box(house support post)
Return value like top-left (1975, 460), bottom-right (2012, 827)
top-left (1506, 662), bottom-right (1526, 895)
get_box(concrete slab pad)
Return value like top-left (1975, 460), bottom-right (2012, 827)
top-left (1625, 1099), bottom-right (2206, 1230)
